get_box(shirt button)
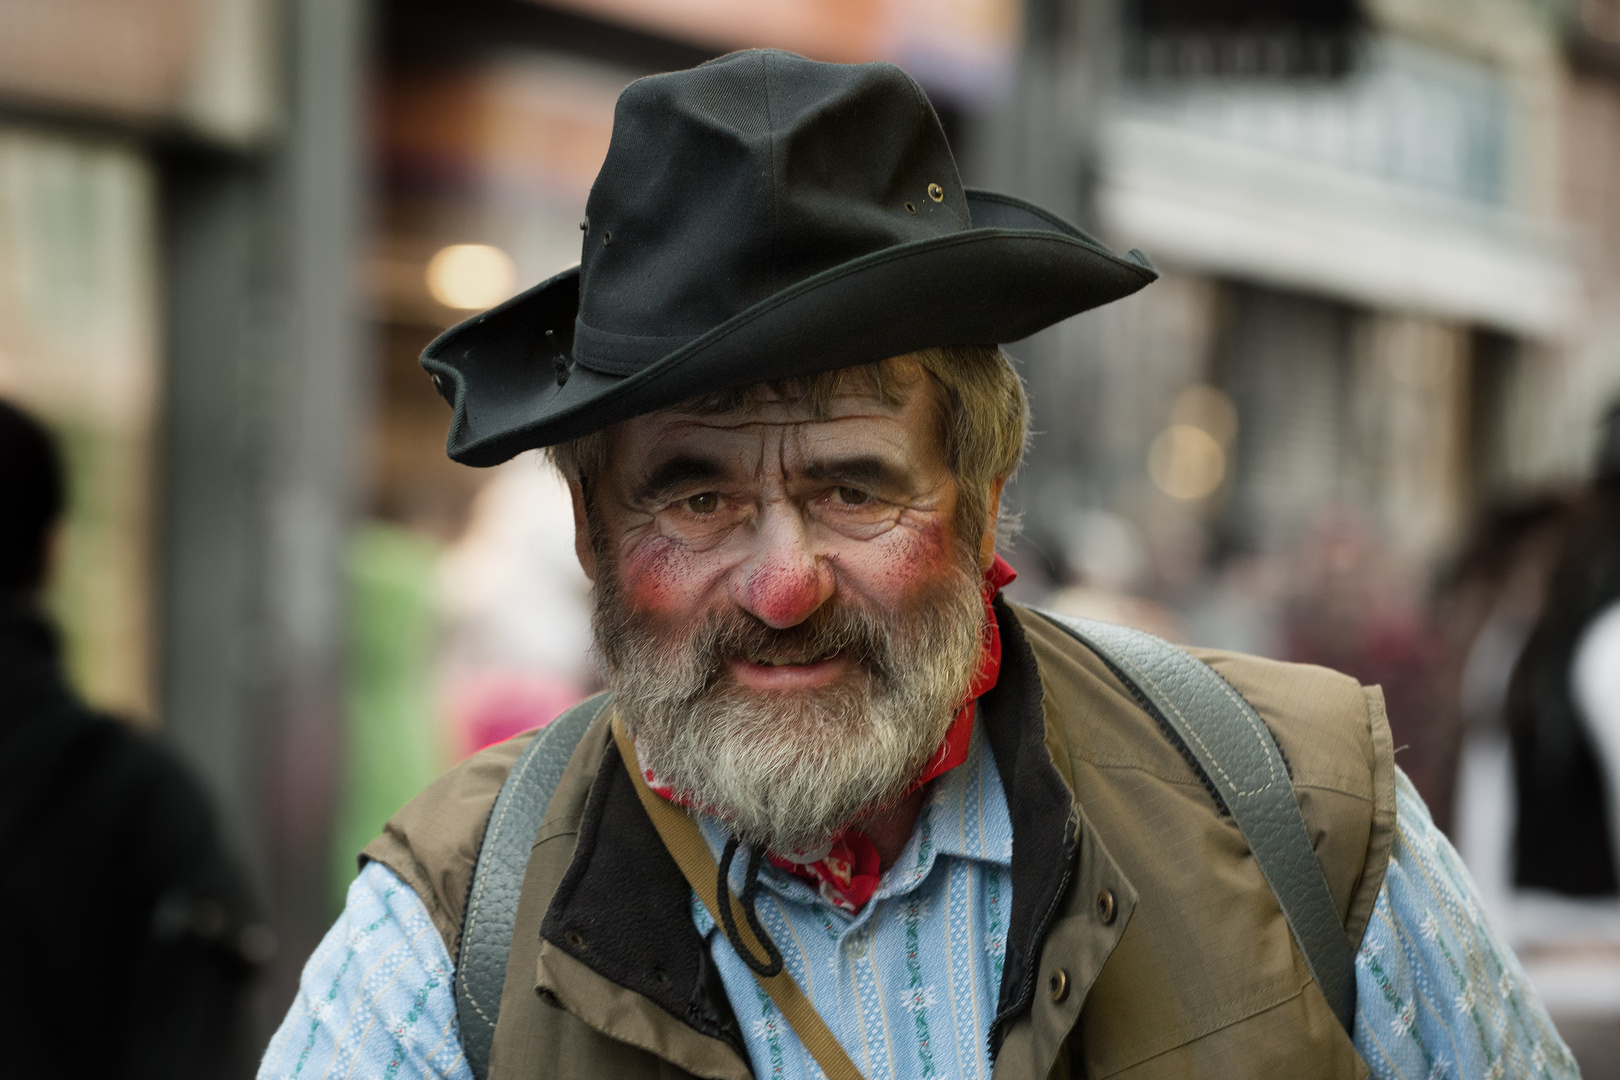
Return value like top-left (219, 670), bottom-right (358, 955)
top-left (1048, 968), bottom-right (1070, 1003)
top-left (846, 933), bottom-right (868, 959)
top-left (1096, 888), bottom-right (1117, 926)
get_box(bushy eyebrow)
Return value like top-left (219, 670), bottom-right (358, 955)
top-left (632, 454), bottom-right (729, 504)
top-left (802, 456), bottom-right (915, 494)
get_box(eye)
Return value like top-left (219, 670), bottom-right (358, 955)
top-left (834, 486), bottom-right (871, 506)
top-left (684, 492), bottom-right (720, 514)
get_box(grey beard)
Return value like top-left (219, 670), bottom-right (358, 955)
top-left (595, 558), bottom-right (988, 855)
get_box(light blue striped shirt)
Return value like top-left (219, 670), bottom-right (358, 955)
top-left (260, 733), bottom-right (1577, 1080)
top-left (260, 858), bottom-right (469, 1080)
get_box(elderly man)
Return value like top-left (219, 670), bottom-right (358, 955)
top-left (262, 52), bottom-right (1574, 1080)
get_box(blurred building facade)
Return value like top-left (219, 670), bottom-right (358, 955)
top-left (4, 0), bottom-right (1620, 1069)
top-left (989, 0), bottom-right (1620, 841)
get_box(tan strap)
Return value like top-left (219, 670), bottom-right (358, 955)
top-left (611, 717), bottom-right (867, 1080)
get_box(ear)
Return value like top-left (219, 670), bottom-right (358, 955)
top-left (568, 478), bottom-right (597, 582)
top-left (978, 477), bottom-right (1007, 571)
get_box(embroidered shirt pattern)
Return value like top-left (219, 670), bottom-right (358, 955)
top-left (258, 863), bottom-right (471, 1080)
top-left (1352, 769), bottom-right (1578, 1080)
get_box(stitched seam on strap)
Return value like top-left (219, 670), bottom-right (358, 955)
top-left (1202, 672), bottom-right (1283, 791)
top-left (462, 730), bottom-right (549, 1027)
top-left (1104, 646), bottom-right (1277, 798)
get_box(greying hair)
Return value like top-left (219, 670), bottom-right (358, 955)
top-left (548, 344), bottom-right (1030, 551)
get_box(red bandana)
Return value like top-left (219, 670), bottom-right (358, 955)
top-left (642, 555), bottom-right (1017, 914)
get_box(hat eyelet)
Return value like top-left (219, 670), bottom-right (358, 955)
top-left (579, 217), bottom-right (589, 233)
top-left (928, 183), bottom-right (944, 202)
top-left (602, 231), bottom-right (612, 246)
top-left (904, 201), bottom-right (916, 214)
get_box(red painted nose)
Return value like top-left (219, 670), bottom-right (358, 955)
top-left (742, 565), bottom-right (829, 628)
top-left (734, 510), bottom-right (832, 628)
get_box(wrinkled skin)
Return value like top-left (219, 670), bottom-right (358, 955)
top-left (570, 358), bottom-right (1003, 865)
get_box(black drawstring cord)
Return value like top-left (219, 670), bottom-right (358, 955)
top-left (717, 835), bottom-right (785, 977)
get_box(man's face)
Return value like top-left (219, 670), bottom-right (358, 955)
top-left (572, 359), bottom-right (990, 853)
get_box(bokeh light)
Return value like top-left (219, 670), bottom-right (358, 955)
top-left (1148, 423), bottom-right (1227, 501)
top-left (425, 244), bottom-right (516, 310)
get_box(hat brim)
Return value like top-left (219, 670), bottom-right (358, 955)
top-left (422, 189), bottom-right (1157, 466)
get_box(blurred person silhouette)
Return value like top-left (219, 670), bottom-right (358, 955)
top-left (1281, 510), bottom-right (1453, 830)
top-left (1509, 398), bottom-right (1620, 896)
top-left (1439, 492), bottom-right (1571, 743)
top-left (0, 398), bottom-right (262, 1077)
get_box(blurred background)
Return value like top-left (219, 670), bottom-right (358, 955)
top-left (2, 0), bottom-right (1620, 1071)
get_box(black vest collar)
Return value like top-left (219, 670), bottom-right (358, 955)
top-left (980, 594), bottom-right (1082, 1054)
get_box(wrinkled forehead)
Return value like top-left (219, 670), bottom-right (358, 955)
top-left (601, 361), bottom-right (948, 475)
top-left (667, 382), bottom-right (903, 428)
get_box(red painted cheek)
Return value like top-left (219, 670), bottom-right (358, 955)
top-left (619, 538), bottom-right (729, 618)
top-left (832, 520), bottom-right (959, 605)
top-left (902, 520), bottom-right (954, 570)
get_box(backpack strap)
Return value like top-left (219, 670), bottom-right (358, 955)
top-left (1031, 609), bottom-right (1357, 1034)
top-left (456, 693), bottom-right (610, 1080)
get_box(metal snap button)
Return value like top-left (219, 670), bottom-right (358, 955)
top-left (927, 182), bottom-right (944, 202)
top-left (1096, 888), bottom-right (1117, 926)
top-left (1048, 968), bottom-right (1070, 1003)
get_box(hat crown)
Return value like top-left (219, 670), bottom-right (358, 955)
top-left (574, 50), bottom-right (970, 375)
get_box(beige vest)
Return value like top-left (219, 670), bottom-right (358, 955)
top-left (365, 604), bottom-right (1396, 1079)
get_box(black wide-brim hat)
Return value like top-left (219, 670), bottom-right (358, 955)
top-left (423, 49), bottom-right (1157, 467)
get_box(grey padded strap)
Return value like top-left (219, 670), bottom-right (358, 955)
top-left (1032, 609), bottom-right (1356, 1033)
top-left (456, 693), bottom-right (609, 1079)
